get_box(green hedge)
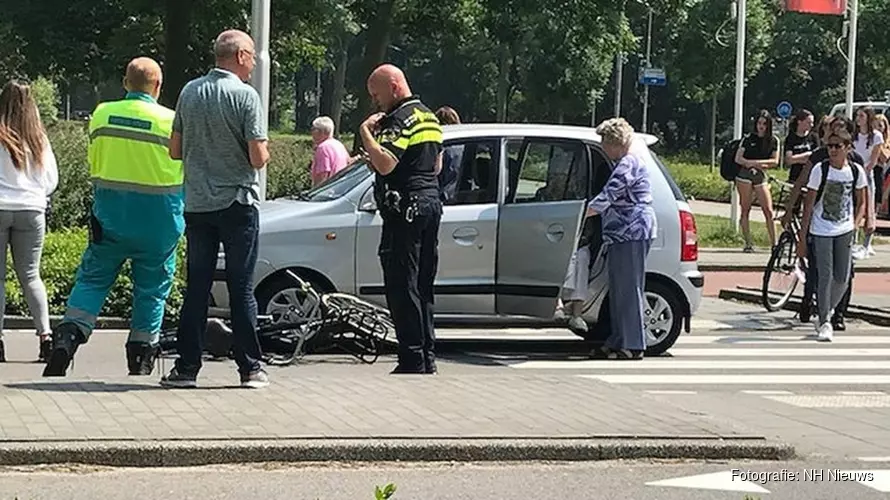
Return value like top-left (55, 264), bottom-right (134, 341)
top-left (661, 157), bottom-right (790, 204)
top-left (4, 122), bottom-right (318, 321)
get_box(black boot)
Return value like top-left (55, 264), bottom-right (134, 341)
top-left (38, 338), bottom-right (52, 363)
top-left (126, 342), bottom-right (159, 376)
top-left (831, 314), bottom-right (846, 332)
top-left (42, 323), bottom-right (85, 377)
top-left (0, 340), bottom-right (6, 363)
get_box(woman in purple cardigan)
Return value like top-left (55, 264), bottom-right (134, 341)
top-left (587, 118), bottom-right (657, 360)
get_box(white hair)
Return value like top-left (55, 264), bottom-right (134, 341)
top-left (311, 116), bottom-right (335, 136)
top-left (596, 117), bottom-right (635, 149)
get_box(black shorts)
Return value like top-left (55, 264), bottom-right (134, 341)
top-left (735, 167), bottom-right (766, 186)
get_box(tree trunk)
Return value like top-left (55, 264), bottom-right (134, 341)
top-left (352, 0), bottom-right (397, 152)
top-left (330, 43), bottom-right (349, 136)
top-left (496, 43), bottom-right (511, 122)
top-left (161, 0), bottom-right (193, 108)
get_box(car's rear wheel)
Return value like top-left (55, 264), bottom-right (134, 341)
top-left (578, 279), bottom-right (685, 357)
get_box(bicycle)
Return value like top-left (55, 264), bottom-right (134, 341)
top-left (760, 174), bottom-right (806, 312)
top-left (158, 270), bottom-right (394, 366)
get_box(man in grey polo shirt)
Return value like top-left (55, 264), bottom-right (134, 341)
top-left (161, 29), bottom-right (270, 389)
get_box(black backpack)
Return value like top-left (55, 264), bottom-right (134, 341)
top-left (719, 138), bottom-right (742, 181)
top-left (814, 160), bottom-right (861, 207)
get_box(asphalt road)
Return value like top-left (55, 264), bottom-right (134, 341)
top-left (1, 459), bottom-right (888, 499)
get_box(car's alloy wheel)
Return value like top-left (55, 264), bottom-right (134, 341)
top-left (256, 273), bottom-right (324, 326)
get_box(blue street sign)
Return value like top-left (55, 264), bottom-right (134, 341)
top-left (639, 68), bottom-right (667, 87)
top-left (776, 101), bottom-right (793, 119)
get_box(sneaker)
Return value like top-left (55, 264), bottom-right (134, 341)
top-left (42, 323), bottom-right (84, 377)
top-left (125, 342), bottom-right (159, 376)
top-left (867, 245), bottom-right (877, 257)
top-left (743, 245), bottom-right (754, 253)
top-left (816, 322), bottom-right (833, 342)
top-left (159, 367), bottom-right (197, 388)
top-left (831, 315), bottom-right (846, 332)
top-left (852, 245), bottom-right (868, 260)
top-left (240, 369), bottom-right (270, 389)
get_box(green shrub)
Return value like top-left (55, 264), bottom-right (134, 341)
top-left (30, 76), bottom-right (60, 127)
top-left (4, 228), bottom-right (187, 322)
top-left (44, 124), bottom-right (318, 231)
top-left (662, 157), bottom-right (790, 204)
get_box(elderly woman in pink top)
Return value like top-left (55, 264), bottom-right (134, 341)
top-left (309, 116), bottom-right (350, 187)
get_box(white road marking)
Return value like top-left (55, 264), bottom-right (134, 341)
top-left (742, 390), bottom-right (794, 395)
top-left (506, 360), bottom-right (890, 370)
top-left (579, 374), bottom-right (890, 385)
top-left (858, 457), bottom-right (890, 462)
top-left (841, 470), bottom-right (890, 493)
top-left (667, 348), bottom-right (890, 357)
top-left (645, 471), bottom-right (771, 493)
top-left (677, 336), bottom-right (890, 345)
top-left (840, 391), bottom-right (887, 395)
top-left (644, 390), bottom-right (697, 395)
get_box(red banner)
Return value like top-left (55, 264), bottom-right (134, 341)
top-left (785, 0), bottom-right (847, 15)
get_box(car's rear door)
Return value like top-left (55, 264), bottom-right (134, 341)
top-left (495, 136), bottom-right (590, 318)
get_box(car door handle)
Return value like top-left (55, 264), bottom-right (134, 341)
top-left (453, 227), bottom-right (479, 245)
top-left (546, 223), bottom-right (565, 242)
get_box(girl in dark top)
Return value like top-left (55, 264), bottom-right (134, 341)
top-left (734, 109), bottom-right (779, 252)
top-left (784, 109), bottom-right (818, 183)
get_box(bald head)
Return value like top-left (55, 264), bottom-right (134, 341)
top-left (124, 57), bottom-right (162, 98)
top-left (214, 29), bottom-right (256, 82)
top-left (367, 64), bottom-right (412, 112)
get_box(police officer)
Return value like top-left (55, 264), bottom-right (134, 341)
top-left (43, 57), bottom-right (184, 377)
top-left (359, 64), bottom-right (443, 375)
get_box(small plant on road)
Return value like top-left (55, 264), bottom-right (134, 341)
top-left (375, 483), bottom-right (397, 499)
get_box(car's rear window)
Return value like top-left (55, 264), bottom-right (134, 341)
top-left (648, 151), bottom-right (686, 202)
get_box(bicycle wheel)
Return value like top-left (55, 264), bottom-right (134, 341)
top-left (761, 231), bottom-right (799, 312)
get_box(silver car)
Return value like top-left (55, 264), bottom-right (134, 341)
top-left (211, 124), bottom-right (704, 355)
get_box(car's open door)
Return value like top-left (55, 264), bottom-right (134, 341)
top-left (495, 137), bottom-right (590, 318)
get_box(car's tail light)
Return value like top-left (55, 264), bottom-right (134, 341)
top-left (680, 210), bottom-right (698, 262)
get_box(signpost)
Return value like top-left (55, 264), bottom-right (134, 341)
top-left (639, 68), bottom-right (667, 87)
top-left (776, 101), bottom-right (793, 119)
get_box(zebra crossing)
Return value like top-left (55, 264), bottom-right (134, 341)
top-left (446, 318), bottom-right (890, 394)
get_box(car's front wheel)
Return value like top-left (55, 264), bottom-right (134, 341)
top-left (578, 279), bottom-right (685, 357)
top-left (255, 271), bottom-right (327, 325)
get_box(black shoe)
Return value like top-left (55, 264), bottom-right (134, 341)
top-left (390, 365), bottom-right (425, 375)
top-left (799, 301), bottom-right (812, 323)
top-left (42, 324), bottom-right (84, 377)
top-left (126, 342), bottom-right (159, 376)
top-left (831, 316), bottom-right (846, 332)
top-left (38, 339), bottom-right (52, 363)
top-left (159, 367), bottom-right (198, 388)
top-left (0, 340), bottom-right (6, 363)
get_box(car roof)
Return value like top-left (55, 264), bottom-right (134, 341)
top-left (442, 123), bottom-right (659, 147)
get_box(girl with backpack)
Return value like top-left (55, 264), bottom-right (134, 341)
top-left (734, 110), bottom-right (780, 252)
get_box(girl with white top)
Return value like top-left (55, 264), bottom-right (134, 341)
top-left (799, 130), bottom-right (868, 343)
top-left (0, 80), bottom-right (59, 362)
top-left (852, 106), bottom-right (883, 257)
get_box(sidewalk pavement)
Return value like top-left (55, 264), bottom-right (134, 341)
top-left (0, 332), bottom-right (791, 466)
top-left (697, 247), bottom-right (890, 272)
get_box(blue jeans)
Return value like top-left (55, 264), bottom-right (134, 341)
top-left (174, 202), bottom-right (262, 376)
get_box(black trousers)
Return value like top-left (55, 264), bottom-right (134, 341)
top-left (378, 199), bottom-right (442, 373)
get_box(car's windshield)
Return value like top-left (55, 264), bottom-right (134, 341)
top-left (290, 162), bottom-right (373, 202)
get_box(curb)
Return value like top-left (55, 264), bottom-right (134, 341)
top-left (0, 438), bottom-right (796, 467)
top-left (718, 288), bottom-right (890, 327)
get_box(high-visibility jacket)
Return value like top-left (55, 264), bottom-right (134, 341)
top-left (86, 93), bottom-right (184, 246)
